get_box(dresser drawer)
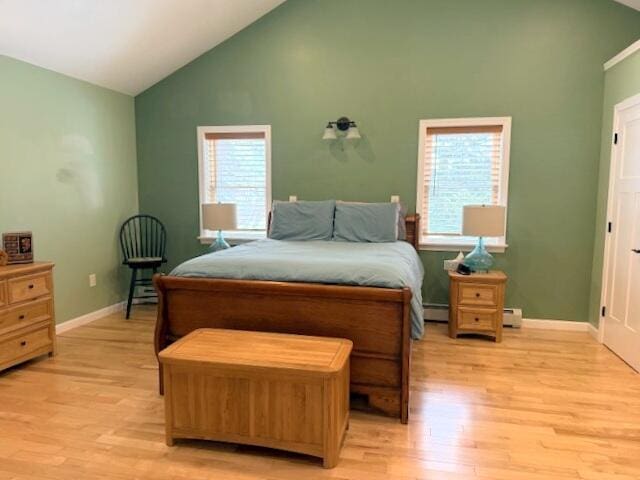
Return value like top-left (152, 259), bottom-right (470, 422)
top-left (0, 299), bottom-right (52, 334)
top-left (458, 283), bottom-right (498, 307)
top-left (0, 281), bottom-right (6, 308)
top-left (457, 307), bottom-right (497, 331)
top-left (0, 326), bottom-right (52, 366)
top-left (8, 272), bottom-right (52, 304)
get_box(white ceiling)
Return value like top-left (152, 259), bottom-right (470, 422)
top-left (615, 0), bottom-right (640, 11)
top-left (0, 0), bottom-right (637, 96)
top-left (0, 0), bottom-right (285, 95)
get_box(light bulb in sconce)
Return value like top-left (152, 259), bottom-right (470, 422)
top-left (345, 125), bottom-right (361, 140)
top-left (322, 124), bottom-right (337, 140)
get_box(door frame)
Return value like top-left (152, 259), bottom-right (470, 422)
top-left (598, 92), bottom-right (640, 344)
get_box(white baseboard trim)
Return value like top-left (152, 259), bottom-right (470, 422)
top-left (56, 302), bottom-right (124, 334)
top-left (588, 323), bottom-right (602, 343)
top-left (521, 318), bottom-right (589, 331)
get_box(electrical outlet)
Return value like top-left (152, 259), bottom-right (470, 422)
top-left (390, 195), bottom-right (400, 203)
top-left (89, 274), bottom-right (97, 287)
top-left (289, 195), bottom-right (297, 202)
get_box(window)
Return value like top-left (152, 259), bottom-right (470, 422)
top-left (416, 117), bottom-right (511, 250)
top-left (197, 125), bottom-right (271, 241)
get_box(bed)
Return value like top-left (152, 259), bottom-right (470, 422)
top-left (153, 214), bottom-right (422, 423)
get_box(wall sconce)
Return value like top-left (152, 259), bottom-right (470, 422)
top-left (322, 116), bottom-right (361, 140)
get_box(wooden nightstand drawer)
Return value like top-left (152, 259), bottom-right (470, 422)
top-left (459, 283), bottom-right (498, 307)
top-left (8, 272), bottom-right (52, 304)
top-left (0, 325), bottom-right (52, 367)
top-left (0, 299), bottom-right (52, 334)
top-left (458, 307), bottom-right (497, 331)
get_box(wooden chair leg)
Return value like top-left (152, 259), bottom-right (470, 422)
top-left (126, 268), bottom-right (137, 319)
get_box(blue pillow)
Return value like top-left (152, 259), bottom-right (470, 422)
top-left (333, 203), bottom-right (399, 243)
top-left (269, 200), bottom-right (336, 241)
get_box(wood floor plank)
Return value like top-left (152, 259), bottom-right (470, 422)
top-left (0, 306), bottom-right (639, 479)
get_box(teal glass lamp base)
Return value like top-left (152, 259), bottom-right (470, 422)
top-left (209, 230), bottom-right (230, 252)
top-left (463, 237), bottom-right (493, 273)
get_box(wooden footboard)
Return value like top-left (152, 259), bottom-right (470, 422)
top-left (153, 275), bottom-right (412, 423)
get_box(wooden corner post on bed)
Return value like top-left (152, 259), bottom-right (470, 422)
top-left (154, 214), bottom-right (420, 424)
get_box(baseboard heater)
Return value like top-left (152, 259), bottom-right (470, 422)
top-left (423, 303), bottom-right (522, 328)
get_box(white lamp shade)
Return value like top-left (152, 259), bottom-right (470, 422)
top-left (345, 126), bottom-right (361, 139)
top-left (322, 126), bottom-right (337, 140)
top-left (462, 205), bottom-right (506, 237)
top-left (202, 203), bottom-right (237, 231)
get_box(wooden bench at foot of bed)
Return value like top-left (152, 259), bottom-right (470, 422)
top-left (153, 275), bottom-right (412, 423)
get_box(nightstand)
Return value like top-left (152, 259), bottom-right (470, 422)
top-left (448, 270), bottom-right (507, 342)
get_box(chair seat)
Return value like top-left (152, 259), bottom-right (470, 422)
top-left (126, 257), bottom-right (164, 266)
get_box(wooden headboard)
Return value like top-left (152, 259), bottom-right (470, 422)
top-left (404, 214), bottom-right (420, 250)
top-left (266, 211), bottom-right (421, 251)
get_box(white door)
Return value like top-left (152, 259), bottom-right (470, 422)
top-left (603, 95), bottom-right (640, 372)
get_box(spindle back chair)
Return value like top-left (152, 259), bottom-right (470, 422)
top-left (119, 214), bottom-right (167, 318)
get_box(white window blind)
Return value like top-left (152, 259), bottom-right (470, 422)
top-left (417, 120), bottom-right (510, 248)
top-left (203, 130), bottom-right (268, 233)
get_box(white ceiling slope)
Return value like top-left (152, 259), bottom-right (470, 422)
top-left (615, 0), bottom-right (640, 11)
top-left (0, 0), bottom-right (285, 95)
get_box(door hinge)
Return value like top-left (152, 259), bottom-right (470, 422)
top-left (608, 221), bottom-right (612, 233)
top-left (601, 306), bottom-right (606, 317)
top-left (614, 133), bottom-right (618, 145)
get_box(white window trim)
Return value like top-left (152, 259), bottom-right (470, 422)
top-left (197, 125), bottom-right (272, 243)
top-left (416, 116), bottom-right (511, 252)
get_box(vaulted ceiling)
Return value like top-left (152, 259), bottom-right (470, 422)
top-left (616, 0), bottom-right (640, 11)
top-left (0, 0), bottom-right (285, 95)
top-left (0, 0), bottom-right (636, 96)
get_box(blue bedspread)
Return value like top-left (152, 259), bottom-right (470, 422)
top-left (171, 239), bottom-right (425, 339)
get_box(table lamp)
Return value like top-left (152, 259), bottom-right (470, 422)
top-left (462, 205), bottom-right (506, 272)
top-left (202, 203), bottom-right (237, 251)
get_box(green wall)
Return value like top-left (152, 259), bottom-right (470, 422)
top-left (135, 0), bottom-right (640, 322)
top-left (589, 48), bottom-right (640, 327)
top-left (0, 55), bottom-right (138, 324)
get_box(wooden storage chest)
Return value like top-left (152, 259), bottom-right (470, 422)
top-left (159, 328), bottom-right (352, 468)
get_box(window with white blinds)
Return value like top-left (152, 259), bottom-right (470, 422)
top-left (416, 118), bottom-right (511, 249)
top-left (198, 126), bottom-right (271, 239)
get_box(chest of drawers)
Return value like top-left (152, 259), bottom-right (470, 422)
top-left (0, 262), bottom-right (56, 371)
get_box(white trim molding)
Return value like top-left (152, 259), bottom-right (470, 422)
top-left (604, 39), bottom-right (640, 71)
top-left (588, 323), bottom-right (603, 343)
top-left (420, 239), bottom-right (508, 253)
top-left (196, 124), bottom-right (272, 243)
top-left (55, 302), bottom-right (124, 334)
top-left (416, 116), bottom-right (511, 251)
top-left (521, 318), bottom-right (589, 332)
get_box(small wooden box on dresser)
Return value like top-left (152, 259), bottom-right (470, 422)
top-left (0, 262), bottom-right (56, 371)
top-left (448, 270), bottom-right (507, 342)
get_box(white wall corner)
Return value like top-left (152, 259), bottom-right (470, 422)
top-left (56, 301), bottom-right (125, 334)
top-left (588, 322), bottom-right (603, 343)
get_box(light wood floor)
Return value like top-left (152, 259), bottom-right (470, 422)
top-left (1, 307), bottom-right (639, 480)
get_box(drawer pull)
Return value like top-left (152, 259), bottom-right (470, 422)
top-left (20, 340), bottom-right (27, 347)
top-left (28, 284), bottom-right (34, 290)
top-left (474, 317), bottom-right (480, 322)
top-left (19, 314), bottom-right (25, 320)
top-left (475, 293), bottom-right (480, 298)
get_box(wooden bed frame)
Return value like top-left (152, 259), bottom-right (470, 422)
top-left (154, 214), bottom-right (420, 424)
